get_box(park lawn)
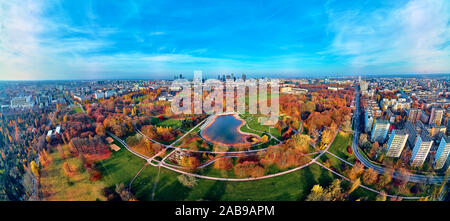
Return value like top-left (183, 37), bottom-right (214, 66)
top-left (132, 163), bottom-right (338, 201)
top-left (349, 187), bottom-right (378, 201)
top-left (40, 145), bottom-right (107, 201)
top-left (95, 139), bottom-right (147, 189)
top-left (240, 114), bottom-right (283, 140)
top-left (95, 148), bottom-right (147, 188)
top-left (157, 118), bottom-right (182, 128)
top-left (73, 106), bottom-right (83, 113)
top-left (327, 131), bottom-right (355, 164)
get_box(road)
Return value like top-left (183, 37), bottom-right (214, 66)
top-left (351, 85), bottom-right (447, 184)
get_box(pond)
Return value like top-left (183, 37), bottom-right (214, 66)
top-left (201, 114), bottom-right (256, 147)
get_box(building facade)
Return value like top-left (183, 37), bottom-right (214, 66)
top-left (371, 120), bottom-right (390, 143)
top-left (411, 131), bottom-right (433, 167)
top-left (386, 129), bottom-right (408, 158)
top-left (429, 107), bottom-right (444, 126)
top-left (434, 135), bottom-right (450, 170)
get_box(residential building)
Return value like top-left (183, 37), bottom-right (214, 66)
top-left (411, 131), bottom-right (433, 167)
top-left (371, 120), bottom-right (390, 143)
top-left (434, 134), bottom-right (450, 170)
top-left (94, 91), bottom-right (104, 99)
top-left (365, 107), bottom-right (375, 132)
top-left (407, 108), bottom-right (420, 123)
top-left (429, 107), bottom-right (444, 126)
top-left (386, 129), bottom-right (408, 158)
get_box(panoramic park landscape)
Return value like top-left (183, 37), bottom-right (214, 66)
top-left (2, 0), bottom-right (450, 204)
top-left (1, 80), bottom-right (443, 202)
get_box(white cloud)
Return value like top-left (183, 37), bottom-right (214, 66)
top-left (326, 0), bottom-right (450, 73)
top-left (0, 0), bottom-right (46, 79)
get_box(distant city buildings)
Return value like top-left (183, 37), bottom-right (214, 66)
top-left (10, 96), bottom-right (34, 109)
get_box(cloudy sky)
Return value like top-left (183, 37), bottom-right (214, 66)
top-left (0, 0), bottom-right (449, 80)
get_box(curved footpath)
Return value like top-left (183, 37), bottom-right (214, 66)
top-left (110, 128), bottom-right (422, 199)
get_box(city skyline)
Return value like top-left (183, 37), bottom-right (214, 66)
top-left (1, 0), bottom-right (450, 80)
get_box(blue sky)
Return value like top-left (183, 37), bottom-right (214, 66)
top-left (0, 0), bottom-right (449, 80)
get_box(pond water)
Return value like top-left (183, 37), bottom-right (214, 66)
top-left (201, 114), bottom-right (249, 146)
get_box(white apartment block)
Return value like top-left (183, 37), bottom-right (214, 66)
top-left (411, 132), bottom-right (433, 168)
top-left (371, 120), bottom-right (390, 143)
top-left (386, 129), bottom-right (408, 158)
top-left (429, 107), bottom-right (444, 126)
top-left (434, 135), bottom-right (450, 170)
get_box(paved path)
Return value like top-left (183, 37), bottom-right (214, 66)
top-left (313, 160), bottom-right (421, 200)
top-left (111, 124), bottom-right (425, 199)
top-left (106, 131), bottom-right (150, 160)
top-left (108, 128), bottom-right (327, 181)
top-left (129, 163), bottom-right (148, 189)
top-left (107, 109), bottom-right (433, 199)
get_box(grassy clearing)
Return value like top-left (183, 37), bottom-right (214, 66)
top-left (132, 163), bottom-right (341, 201)
top-left (73, 106), bottom-right (83, 113)
top-left (157, 118), bottom-right (182, 128)
top-left (40, 145), bottom-right (107, 201)
top-left (327, 131), bottom-right (355, 164)
top-left (240, 114), bottom-right (283, 139)
top-left (95, 144), bottom-right (147, 189)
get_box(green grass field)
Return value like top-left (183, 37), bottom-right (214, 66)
top-left (73, 106), bottom-right (83, 113)
top-left (239, 114), bottom-right (283, 139)
top-left (40, 145), bottom-right (107, 201)
top-left (157, 118), bottom-right (182, 128)
top-left (95, 139), bottom-right (147, 189)
top-left (90, 139), bottom-right (381, 201)
top-left (94, 123), bottom-right (383, 201)
top-left (327, 131), bottom-right (355, 164)
top-left (131, 163), bottom-right (339, 201)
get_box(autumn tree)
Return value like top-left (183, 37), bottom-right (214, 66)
top-left (362, 168), bottom-right (378, 185)
top-left (213, 156), bottom-right (233, 171)
top-left (95, 123), bottom-right (106, 136)
top-left (115, 183), bottom-right (136, 201)
top-left (347, 162), bottom-right (364, 181)
top-left (292, 134), bottom-right (311, 153)
top-left (177, 174), bottom-right (198, 188)
top-left (348, 178), bottom-right (361, 194)
top-left (30, 160), bottom-right (39, 178)
top-left (306, 179), bottom-right (344, 201)
top-left (376, 191), bottom-right (387, 201)
top-left (261, 135), bottom-right (269, 143)
top-left (377, 170), bottom-right (393, 189)
top-left (369, 142), bottom-right (380, 159)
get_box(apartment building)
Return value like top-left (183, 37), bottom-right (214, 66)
top-left (411, 131), bottom-right (433, 168)
top-left (371, 120), bottom-right (390, 143)
top-left (386, 129), bottom-right (408, 158)
top-left (429, 107), bottom-right (444, 126)
top-left (434, 134), bottom-right (450, 170)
